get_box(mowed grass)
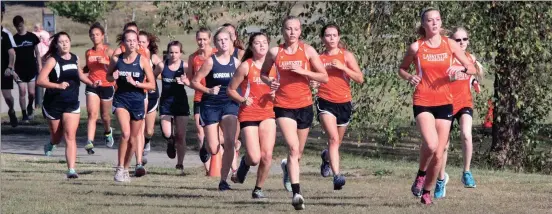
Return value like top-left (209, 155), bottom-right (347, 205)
top-left (2, 153), bottom-right (551, 214)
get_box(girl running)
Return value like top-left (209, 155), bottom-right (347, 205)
top-left (108, 30), bottom-right (155, 182)
top-left (227, 32), bottom-right (277, 199)
top-left (138, 30), bottom-right (163, 164)
top-left (84, 22), bottom-right (115, 155)
top-left (434, 27), bottom-right (482, 198)
top-left (191, 28), bottom-right (240, 191)
top-left (316, 24), bottom-right (364, 190)
top-left (186, 27), bottom-right (216, 173)
top-left (38, 32), bottom-right (98, 178)
top-left (398, 8), bottom-right (476, 204)
top-left (260, 16), bottom-right (328, 210)
top-left (222, 23), bottom-right (245, 60)
top-left (156, 41), bottom-right (190, 173)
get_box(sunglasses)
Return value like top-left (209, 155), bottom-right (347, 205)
top-left (455, 38), bottom-right (469, 42)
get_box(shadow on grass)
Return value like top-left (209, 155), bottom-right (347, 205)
top-left (227, 200), bottom-right (374, 208)
top-left (103, 191), bottom-right (219, 199)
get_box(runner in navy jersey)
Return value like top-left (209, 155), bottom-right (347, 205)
top-left (37, 32), bottom-right (98, 179)
top-left (107, 30), bottom-right (155, 182)
top-left (191, 28), bottom-right (240, 191)
top-left (155, 41), bottom-right (190, 173)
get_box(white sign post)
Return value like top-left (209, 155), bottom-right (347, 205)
top-left (42, 10), bottom-right (55, 34)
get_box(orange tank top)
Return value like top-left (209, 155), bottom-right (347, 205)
top-left (86, 45), bottom-right (114, 87)
top-left (191, 48), bottom-right (217, 102)
top-left (317, 49), bottom-right (351, 103)
top-left (238, 59), bottom-right (276, 122)
top-left (274, 42), bottom-right (312, 109)
top-left (413, 36), bottom-right (453, 106)
top-left (450, 52), bottom-right (475, 114)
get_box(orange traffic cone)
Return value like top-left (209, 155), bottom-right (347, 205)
top-left (208, 146), bottom-right (222, 177)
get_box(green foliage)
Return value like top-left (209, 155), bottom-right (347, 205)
top-left (154, 2), bottom-right (552, 172)
top-left (47, 1), bottom-right (115, 25)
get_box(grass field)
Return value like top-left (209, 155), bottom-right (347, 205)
top-left (2, 152), bottom-right (551, 214)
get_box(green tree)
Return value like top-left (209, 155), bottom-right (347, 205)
top-left (155, 2), bottom-right (552, 172)
top-left (47, 1), bottom-right (116, 25)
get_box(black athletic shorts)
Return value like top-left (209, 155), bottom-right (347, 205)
top-left (193, 101), bottom-right (201, 115)
top-left (274, 105), bottom-right (314, 129)
top-left (42, 101), bottom-right (80, 120)
top-left (315, 97), bottom-right (353, 126)
top-left (450, 107), bottom-right (473, 130)
top-left (413, 104), bottom-right (453, 121)
top-left (85, 85), bottom-right (115, 101)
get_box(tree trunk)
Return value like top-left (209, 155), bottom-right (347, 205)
top-left (489, 3), bottom-right (524, 170)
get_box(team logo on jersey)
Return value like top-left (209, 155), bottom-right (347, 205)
top-left (422, 53), bottom-right (448, 62)
top-left (279, 60), bottom-right (303, 70)
top-left (119, 71), bottom-right (141, 78)
top-left (213, 72), bottom-right (233, 78)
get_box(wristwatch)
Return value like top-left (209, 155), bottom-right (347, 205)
top-left (462, 67), bottom-right (468, 73)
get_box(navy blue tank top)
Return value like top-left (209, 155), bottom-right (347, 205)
top-left (232, 48), bottom-right (239, 59)
top-left (161, 60), bottom-right (187, 102)
top-left (202, 55), bottom-right (237, 105)
top-left (114, 54), bottom-right (146, 100)
top-left (44, 53), bottom-right (80, 104)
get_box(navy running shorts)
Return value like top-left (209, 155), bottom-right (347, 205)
top-left (200, 101), bottom-right (239, 127)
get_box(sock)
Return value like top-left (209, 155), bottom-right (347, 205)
top-left (22, 110), bottom-right (27, 118)
top-left (104, 128), bottom-right (112, 135)
top-left (417, 170), bottom-right (426, 177)
top-left (163, 135), bottom-right (172, 142)
top-left (422, 189), bottom-right (430, 195)
top-left (87, 140), bottom-right (93, 144)
top-left (291, 183), bottom-right (301, 195)
top-left (437, 178), bottom-right (444, 182)
top-left (145, 137), bottom-right (151, 144)
top-left (254, 186), bottom-right (262, 191)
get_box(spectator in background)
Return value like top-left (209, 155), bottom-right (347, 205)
top-left (33, 22), bottom-right (50, 58)
top-left (1, 1), bottom-right (19, 127)
top-left (33, 22), bottom-right (49, 109)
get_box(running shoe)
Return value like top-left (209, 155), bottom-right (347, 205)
top-left (143, 139), bottom-right (151, 156)
top-left (176, 164), bottom-right (183, 170)
top-left (252, 189), bottom-right (266, 199)
top-left (84, 141), bottom-right (95, 155)
top-left (235, 156), bottom-right (250, 184)
top-left (114, 167), bottom-right (125, 182)
top-left (434, 173), bottom-right (449, 199)
top-left (134, 164), bottom-right (146, 177)
top-left (218, 180), bottom-right (232, 191)
top-left (462, 171), bottom-right (477, 188)
top-left (230, 170), bottom-right (238, 183)
top-left (199, 143), bottom-right (210, 163)
top-left (333, 174), bottom-right (346, 190)
top-left (21, 112), bottom-right (29, 124)
top-left (421, 191), bottom-right (432, 205)
top-left (411, 174), bottom-right (426, 197)
top-left (43, 142), bottom-right (55, 156)
top-left (142, 156), bottom-right (148, 166)
top-left (292, 193), bottom-right (305, 210)
top-left (66, 168), bottom-right (78, 179)
top-left (8, 110), bottom-right (18, 127)
top-left (281, 159), bottom-right (292, 192)
top-left (123, 169), bottom-right (131, 182)
top-left (105, 127), bottom-right (114, 148)
top-left (320, 149), bottom-right (331, 177)
top-left (166, 137), bottom-right (176, 159)
top-left (27, 105), bottom-right (34, 120)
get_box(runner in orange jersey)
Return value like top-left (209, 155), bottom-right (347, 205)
top-left (434, 27), bottom-right (484, 198)
top-left (259, 16), bottom-right (328, 210)
top-left (227, 32), bottom-right (277, 199)
top-left (315, 24), bottom-right (364, 191)
top-left (398, 8), bottom-right (477, 205)
top-left (84, 22), bottom-right (115, 155)
top-left (186, 27), bottom-right (217, 174)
